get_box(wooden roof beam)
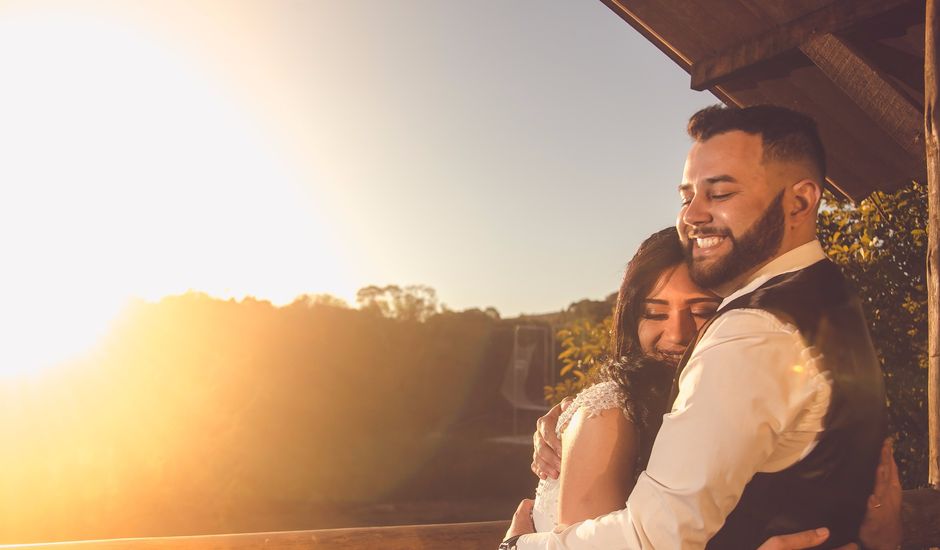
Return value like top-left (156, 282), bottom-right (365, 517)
top-left (690, 0), bottom-right (914, 91)
top-left (600, 0), bottom-right (691, 70)
top-left (801, 33), bottom-right (925, 161)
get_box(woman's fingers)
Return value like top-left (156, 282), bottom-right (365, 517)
top-left (858, 437), bottom-right (903, 550)
top-left (532, 400), bottom-right (566, 479)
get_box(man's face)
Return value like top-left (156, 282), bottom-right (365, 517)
top-left (677, 131), bottom-right (786, 294)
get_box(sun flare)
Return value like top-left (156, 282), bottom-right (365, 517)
top-left (0, 6), bottom-right (352, 376)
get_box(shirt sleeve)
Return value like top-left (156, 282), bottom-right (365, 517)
top-left (516, 308), bottom-right (825, 550)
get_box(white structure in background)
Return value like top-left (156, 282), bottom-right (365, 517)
top-left (500, 324), bottom-right (555, 436)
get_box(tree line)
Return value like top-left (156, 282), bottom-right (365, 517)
top-left (0, 293), bottom-right (528, 544)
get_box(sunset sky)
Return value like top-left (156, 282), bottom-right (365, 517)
top-left (0, 0), bottom-right (716, 371)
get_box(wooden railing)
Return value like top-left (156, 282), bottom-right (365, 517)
top-left (0, 520), bottom-right (510, 550)
top-left (901, 488), bottom-right (940, 547)
top-left (3, 490), bottom-right (939, 549)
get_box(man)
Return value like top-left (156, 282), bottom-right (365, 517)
top-left (503, 105), bottom-right (886, 549)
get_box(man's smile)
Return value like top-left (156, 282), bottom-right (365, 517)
top-left (688, 232), bottom-right (730, 260)
top-left (694, 236), bottom-right (725, 250)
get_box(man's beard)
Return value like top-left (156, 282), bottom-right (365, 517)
top-left (685, 190), bottom-right (785, 290)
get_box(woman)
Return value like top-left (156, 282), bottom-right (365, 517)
top-left (530, 227), bottom-right (719, 530)
top-left (520, 228), bottom-right (901, 549)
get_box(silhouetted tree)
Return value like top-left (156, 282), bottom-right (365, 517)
top-left (290, 293), bottom-right (349, 309)
top-left (355, 284), bottom-right (439, 321)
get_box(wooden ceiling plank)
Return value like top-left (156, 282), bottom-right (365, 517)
top-left (801, 33), bottom-right (925, 161)
top-left (599, 0), bottom-right (691, 70)
top-left (691, 0), bottom-right (914, 91)
top-left (602, 0), bottom-right (768, 62)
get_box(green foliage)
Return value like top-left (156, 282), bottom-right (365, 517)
top-left (819, 181), bottom-right (928, 488)
top-left (544, 316), bottom-right (610, 405)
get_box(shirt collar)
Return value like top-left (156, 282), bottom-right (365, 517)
top-left (718, 240), bottom-right (827, 311)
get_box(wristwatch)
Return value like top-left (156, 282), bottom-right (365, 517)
top-left (498, 534), bottom-right (523, 549)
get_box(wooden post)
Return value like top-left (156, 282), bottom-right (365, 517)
top-left (927, 0), bottom-right (940, 490)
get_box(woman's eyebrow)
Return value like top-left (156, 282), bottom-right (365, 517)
top-left (643, 298), bottom-right (668, 305)
top-left (686, 297), bottom-right (722, 304)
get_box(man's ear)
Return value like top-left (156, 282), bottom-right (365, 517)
top-left (789, 179), bottom-right (821, 223)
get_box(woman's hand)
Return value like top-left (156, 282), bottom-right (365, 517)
top-left (858, 438), bottom-right (903, 550)
top-left (504, 499), bottom-right (536, 540)
top-left (531, 397), bottom-right (572, 480)
top-left (756, 438), bottom-right (902, 550)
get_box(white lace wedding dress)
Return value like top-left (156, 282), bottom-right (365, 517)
top-left (531, 381), bottom-right (625, 532)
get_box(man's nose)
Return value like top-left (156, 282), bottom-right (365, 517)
top-left (682, 193), bottom-right (712, 227)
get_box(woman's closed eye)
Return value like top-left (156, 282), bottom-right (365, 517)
top-left (692, 307), bottom-right (718, 319)
top-left (642, 311), bottom-right (668, 321)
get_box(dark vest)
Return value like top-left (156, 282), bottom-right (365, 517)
top-left (669, 259), bottom-right (886, 550)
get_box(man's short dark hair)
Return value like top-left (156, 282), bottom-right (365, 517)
top-left (687, 104), bottom-right (826, 180)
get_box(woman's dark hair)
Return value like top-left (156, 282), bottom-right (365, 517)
top-left (608, 227), bottom-right (686, 360)
top-left (598, 227), bottom-right (687, 476)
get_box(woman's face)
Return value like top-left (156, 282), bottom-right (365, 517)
top-left (637, 263), bottom-right (720, 367)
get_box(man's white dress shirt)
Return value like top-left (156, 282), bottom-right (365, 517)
top-left (518, 241), bottom-right (833, 549)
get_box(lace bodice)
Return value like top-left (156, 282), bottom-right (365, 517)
top-left (531, 381), bottom-right (625, 532)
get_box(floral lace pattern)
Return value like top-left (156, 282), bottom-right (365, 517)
top-left (531, 381), bottom-right (625, 532)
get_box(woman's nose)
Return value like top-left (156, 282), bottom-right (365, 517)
top-left (663, 311), bottom-right (697, 346)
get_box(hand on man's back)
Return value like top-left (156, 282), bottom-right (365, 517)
top-left (531, 397), bottom-right (572, 480)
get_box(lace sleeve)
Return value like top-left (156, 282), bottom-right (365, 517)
top-left (555, 381), bottom-right (624, 437)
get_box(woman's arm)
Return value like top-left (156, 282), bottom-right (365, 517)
top-left (556, 407), bottom-right (638, 526)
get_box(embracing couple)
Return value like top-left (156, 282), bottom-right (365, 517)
top-left (500, 105), bottom-right (901, 549)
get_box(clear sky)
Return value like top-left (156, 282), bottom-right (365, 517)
top-left (0, 0), bottom-right (717, 369)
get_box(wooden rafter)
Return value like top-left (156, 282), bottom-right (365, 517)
top-left (597, 0), bottom-right (746, 116)
top-left (599, 0), bottom-right (691, 70)
top-left (801, 33), bottom-right (925, 161)
top-left (690, 0), bottom-right (914, 91)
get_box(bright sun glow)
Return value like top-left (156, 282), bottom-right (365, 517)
top-left (0, 8), bottom-right (352, 376)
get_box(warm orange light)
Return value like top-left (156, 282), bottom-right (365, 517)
top-left (0, 6), bottom-right (354, 376)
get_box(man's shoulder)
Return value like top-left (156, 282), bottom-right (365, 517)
top-left (704, 308), bottom-right (800, 341)
top-left (682, 308), bottom-right (822, 406)
top-left (735, 259), bottom-right (852, 310)
top-left (688, 309), bottom-right (808, 379)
